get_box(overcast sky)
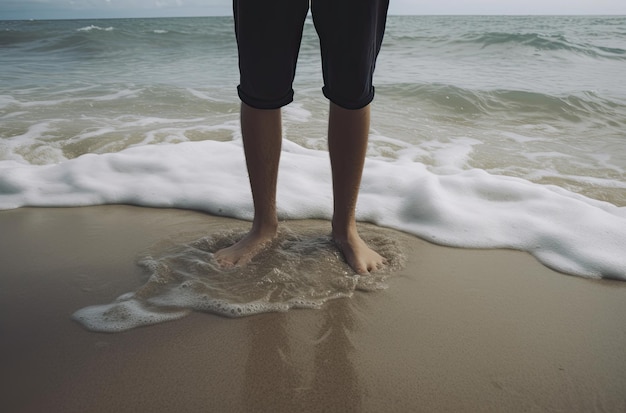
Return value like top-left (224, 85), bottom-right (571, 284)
top-left (1, 0), bottom-right (625, 20)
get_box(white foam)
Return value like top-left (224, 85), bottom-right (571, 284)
top-left (0, 95), bottom-right (20, 110)
top-left (77, 25), bottom-right (114, 32)
top-left (72, 293), bottom-right (190, 333)
top-left (186, 88), bottom-right (230, 103)
top-left (1, 138), bottom-right (625, 279)
top-left (282, 102), bottom-right (313, 123)
top-left (8, 89), bottom-right (140, 109)
top-left (425, 136), bottom-right (482, 171)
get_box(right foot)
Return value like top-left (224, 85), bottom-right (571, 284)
top-left (214, 227), bottom-right (277, 268)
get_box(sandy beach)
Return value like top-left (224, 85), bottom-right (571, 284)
top-left (1, 205), bottom-right (625, 412)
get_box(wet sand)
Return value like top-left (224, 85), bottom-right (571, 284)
top-left (1, 205), bottom-right (625, 412)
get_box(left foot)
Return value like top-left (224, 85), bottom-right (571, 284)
top-left (332, 230), bottom-right (386, 275)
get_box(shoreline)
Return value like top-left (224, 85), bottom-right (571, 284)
top-left (1, 205), bottom-right (625, 412)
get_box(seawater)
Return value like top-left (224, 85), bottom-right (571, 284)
top-left (73, 224), bottom-right (406, 332)
top-left (1, 16), bottom-right (625, 330)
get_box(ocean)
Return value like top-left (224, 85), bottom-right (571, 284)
top-left (1, 15), bottom-right (625, 328)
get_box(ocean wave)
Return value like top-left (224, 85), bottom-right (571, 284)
top-left (1, 139), bottom-right (624, 280)
top-left (76, 25), bottom-right (114, 32)
top-left (0, 17), bottom-right (236, 56)
top-left (383, 16), bottom-right (626, 61)
top-left (381, 83), bottom-right (626, 126)
top-left (0, 28), bottom-right (42, 47)
top-left (462, 32), bottom-right (626, 60)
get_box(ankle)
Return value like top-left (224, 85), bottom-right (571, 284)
top-left (252, 218), bottom-right (279, 238)
top-left (331, 219), bottom-right (358, 243)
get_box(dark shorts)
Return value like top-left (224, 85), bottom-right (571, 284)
top-left (233, 0), bottom-right (389, 110)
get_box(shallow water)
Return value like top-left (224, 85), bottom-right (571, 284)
top-left (73, 224), bottom-right (406, 331)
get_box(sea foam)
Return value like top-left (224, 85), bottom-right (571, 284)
top-left (1, 138), bottom-right (624, 280)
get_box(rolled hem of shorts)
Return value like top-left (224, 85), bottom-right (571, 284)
top-left (322, 87), bottom-right (375, 110)
top-left (237, 86), bottom-right (294, 110)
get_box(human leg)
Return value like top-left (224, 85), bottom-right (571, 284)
top-left (313, 0), bottom-right (389, 273)
top-left (215, 0), bottom-right (308, 267)
top-left (328, 102), bottom-right (385, 274)
top-left (214, 103), bottom-right (282, 267)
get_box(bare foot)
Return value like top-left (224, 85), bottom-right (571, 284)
top-left (214, 227), bottom-right (277, 269)
top-left (333, 230), bottom-right (386, 275)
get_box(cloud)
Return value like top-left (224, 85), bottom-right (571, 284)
top-left (389, 0), bottom-right (626, 15)
top-left (2, 0), bottom-right (625, 20)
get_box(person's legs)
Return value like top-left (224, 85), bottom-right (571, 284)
top-left (218, 0), bottom-right (389, 273)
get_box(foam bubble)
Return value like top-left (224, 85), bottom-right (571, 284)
top-left (72, 294), bottom-right (190, 333)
